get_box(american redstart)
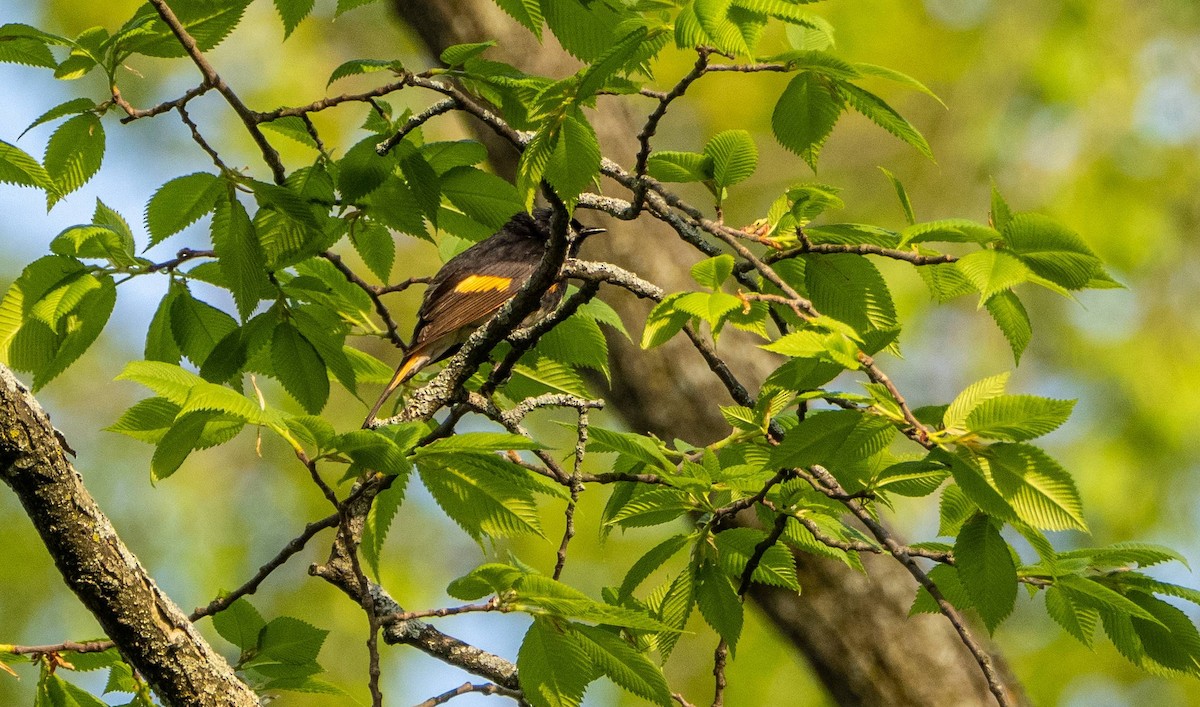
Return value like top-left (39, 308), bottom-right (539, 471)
top-left (366, 208), bottom-right (604, 421)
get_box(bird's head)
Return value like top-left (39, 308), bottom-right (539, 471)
top-left (529, 207), bottom-right (606, 248)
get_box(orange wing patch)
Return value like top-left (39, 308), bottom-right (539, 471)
top-left (455, 274), bottom-right (514, 293)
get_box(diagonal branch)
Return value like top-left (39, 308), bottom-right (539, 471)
top-left (0, 365), bottom-right (258, 705)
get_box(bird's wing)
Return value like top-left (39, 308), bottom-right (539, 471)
top-left (411, 254), bottom-right (541, 349)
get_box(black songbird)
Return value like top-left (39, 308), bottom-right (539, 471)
top-left (366, 208), bottom-right (605, 421)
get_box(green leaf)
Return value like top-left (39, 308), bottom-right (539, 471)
top-left (170, 289), bottom-right (238, 366)
top-left (534, 314), bottom-right (609, 379)
top-left (151, 411), bottom-right (212, 480)
top-left (145, 173), bottom-right (223, 245)
top-left (43, 113), bottom-right (104, 206)
top-left (0, 138), bottom-right (56, 194)
top-left (944, 372), bottom-right (1009, 433)
top-left (362, 175), bottom-right (428, 238)
top-left (940, 451), bottom-right (1018, 524)
top-left (966, 395), bottom-right (1075, 441)
top-left (540, 0), bottom-right (620, 61)
top-left (0, 28), bottom-right (56, 68)
top-left (690, 255), bottom-right (735, 290)
top-left (417, 456), bottom-right (543, 541)
top-left (985, 291), bottom-right (1031, 365)
top-left (875, 459), bottom-right (949, 497)
top-left (1044, 585), bottom-right (1098, 648)
top-left (604, 486), bottom-right (692, 528)
top-left (772, 72), bottom-right (842, 170)
top-left (955, 514), bottom-right (1017, 633)
top-left (544, 108), bottom-right (601, 204)
top-left (1057, 543), bottom-right (1189, 571)
top-left (258, 616), bottom-right (328, 664)
top-left (33, 276), bottom-right (116, 390)
top-left (586, 426), bottom-right (673, 472)
top-left (878, 167), bottom-right (915, 225)
top-left (420, 432), bottom-right (544, 454)
top-left (981, 444), bottom-right (1087, 532)
top-left (118, 1), bottom-right (251, 58)
top-left (899, 218), bottom-right (1000, 247)
top-left (337, 136), bottom-right (395, 202)
top-left (855, 62), bottom-right (944, 105)
top-left (646, 151), bottom-right (712, 183)
top-left (518, 618), bottom-right (591, 707)
top-left (694, 0), bottom-right (750, 56)
top-left (440, 40), bottom-right (496, 66)
top-left (619, 534), bottom-right (692, 599)
top-left (271, 321), bottom-right (329, 414)
top-left (212, 597), bottom-right (266, 652)
top-left (1057, 575), bottom-right (1161, 624)
top-left (640, 293), bottom-right (690, 349)
top-left (802, 253), bottom-right (898, 340)
top-left (49, 225), bottom-right (136, 268)
top-left (714, 527), bottom-right (800, 590)
top-left (397, 146), bottom-right (441, 227)
top-left (144, 284), bottom-right (182, 363)
top-left (362, 478), bottom-right (407, 578)
top-left (909, 564), bottom-right (973, 615)
top-left (212, 194), bottom-right (269, 320)
top-left (918, 261), bottom-right (976, 302)
top-left (837, 81), bottom-right (933, 160)
top-left (704, 129), bottom-right (757, 188)
top-left (116, 360), bottom-right (206, 405)
top-left (990, 182), bottom-right (1013, 231)
top-left (571, 625), bottom-right (672, 706)
top-left (36, 673), bottom-right (108, 707)
top-left (938, 483), bottom-right (975, 536)
top-left (21, 97), bottom-right (97, 138)
top-left (439, 166), bottom-right (524, 229)
top-left (695, 560), bottom-right (743, 652)
top-left (106, 396), bottom-right (180, 444)
top-left (326, 58), bottom-right (400, 86)
top-left (514, 575), bottom-right (674, 630)
top-left (576, 25), bottom-right (651, 99)
top-left (1002, 213), bottom-right (1101, 290)
top-left (495, 0), bottom-right (544, 37)
top-left (350, 220), bottom-right (395, 282)
top-left (273, 0), bottom-right (315, 37)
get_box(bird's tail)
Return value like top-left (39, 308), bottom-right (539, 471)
top-left (364, 350), bottom-right (431, 424)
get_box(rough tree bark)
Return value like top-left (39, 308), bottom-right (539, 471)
top-left (0, 365), bottom-right (257, 706)
top-left (391, 4), bottom-right (1021, 705)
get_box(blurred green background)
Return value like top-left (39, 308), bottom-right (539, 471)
top-left (2, 0), bottom-right (1199, 704)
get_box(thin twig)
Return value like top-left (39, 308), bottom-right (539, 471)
top-left (769, 242), bottom-right (957, 266)
top-left (254, 80), bottom-right (409, 122)
top-left (628, 48), bottom-right (712, 216)
top-left (380, 598), bottom-right (502, 625)
top-left (113, 82), bottom-right (212, 123)
top-left (858, 352), bottom-right (931, 445)
top-left (4, 640), bottom-right (114, 657)
top-left (805, 466), bottom-right (1013, 706)
top-left (176, 104), bottom-right (230, 173)
top-left (414, 682), bottom-right (523, 707)
top-left (377, 98), bottom-right (459, 155)
top-left (554, 408), bottom-right (590, 580)
top-left (321, 250), bottom-right (406, 350)
top-left (146, 0), bottom-right (285, 183)
top-left (191, 513), bottom-right (339, 620)
top-left (712, 639), bottom-right (728, 707)
top-left (737, 511), bottom-right (790, 596)
top-left (145, 248), bottom-right (216, 273)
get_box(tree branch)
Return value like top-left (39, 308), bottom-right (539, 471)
top-left (0, 365), bottom-right (258, 705)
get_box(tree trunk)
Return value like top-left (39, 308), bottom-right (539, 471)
top-left (390, 4), bottom-right (1023, 705)
top-left (0, 365), bottom-right (257, 707)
